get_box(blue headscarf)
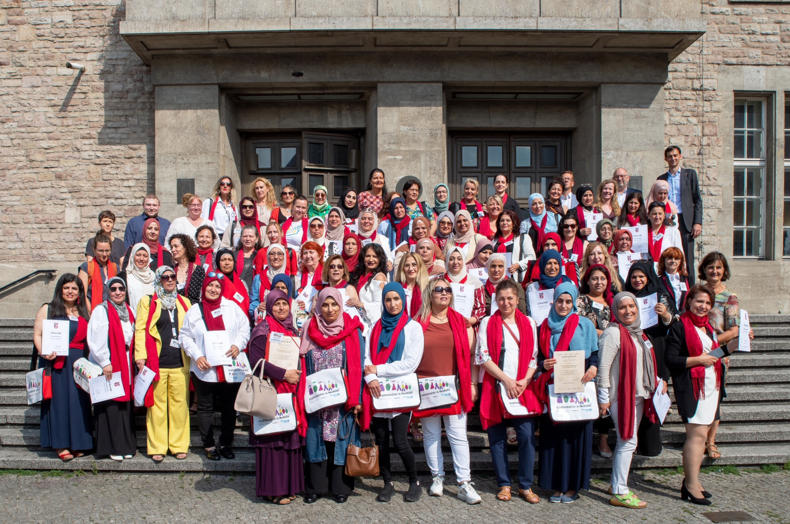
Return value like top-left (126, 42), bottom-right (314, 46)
top-left (538, 249), bottom-right (571, 290)
top-left (386, 197), bottom-right (410, 247)
top-left (378, 282), bottom-right (408, 363)
top-left (527, 193), bottom-right (559, 234)
top-left (546, 281), bottom-right (598, 358)
top-left (271, 273), bottom-right (294, 299)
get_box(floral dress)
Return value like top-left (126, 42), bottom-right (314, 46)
top-left (576, 295), bottom-right (611, 332)
top-left (312, 343), bottom-right (345, 442)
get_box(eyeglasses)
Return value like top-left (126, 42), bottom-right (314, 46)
top-left (310, 223), bottom-right (324, 228)
top-left (433, 286), bottom-right (453, 295)
top-left (219, 181), bottom-right (232, 187)
top-left (241, 204), bottom-right (255, 210)
top-left (109, 286), bottom-right (125, 292)
top-left (160, 274), bottom-right (177, 282)
top-left (281, 190), bottom-right (294, 196)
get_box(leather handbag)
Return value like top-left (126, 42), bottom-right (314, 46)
top-left (343, 414), bottom-right (379, 477)
top-left (234, 358), bottom-right (277, 419)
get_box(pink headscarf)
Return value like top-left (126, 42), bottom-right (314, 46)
top-left (299, 287), bottom-right (345, 354)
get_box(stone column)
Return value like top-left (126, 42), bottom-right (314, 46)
top-left (375, 83), bottom-right (447, 194)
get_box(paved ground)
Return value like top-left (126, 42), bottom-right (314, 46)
top-left (2, 467), bottom-right (789, 523)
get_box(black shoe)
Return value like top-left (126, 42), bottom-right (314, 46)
top-left (377, 482), bottom-right (395, 503)
top-left (303, 493), bottom-right (319, 504)
top-left (681, 479), bottom-right (711, 506)
top-left (404, 481), bottom-right (422, 502)
top-left (205, 448), bottom-right (221, 461)
top-left (333, 494), bottom-right (348, 504)
top-left (702, 489), bottom-right (712, 499)
top-left (219, 446), bottom-right (235, 459)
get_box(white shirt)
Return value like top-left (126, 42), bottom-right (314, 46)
top-left (284, 220), bottom-right (305, 251)
top-left (560, 192), bottom-right (578, 211)
top-left (87, 304), bottom-right (133, 371)
top-left (617, 191), bottom-right (628, 208)
top-left (358, 278), bottom-right (386, 328)
top-left (179, 298), bottom-right (250, 383)
top-left (165, 216), bottom-right (214, 247)
top-left (475, 315), bottom-right (538, 373)
top-left (201, 198), bottom-right (237, 236)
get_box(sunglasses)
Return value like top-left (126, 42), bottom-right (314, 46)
top-left (281, 190), bottom-right (295, 196)
top-left (160, 274), bottom-right (177, 282)
top-left (241, 204), bottom-right (255, 210)
top-left (206, 272), bottom-right (225, 280)
top-left (328, 264), bottom-right (344, 270)
top-left (310, 223), bottom-right (324, 228)
top-left (219, 181), bottom-right (232, 187)
top-left (563, 224), bottom-right (577, 229)
top-left (433, 286), bottom-right (453, 295)
top-left (109, 285), bottom-right (125, 292)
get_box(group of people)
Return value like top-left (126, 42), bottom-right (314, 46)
top-left (33, 144), bottom-right (752, 509)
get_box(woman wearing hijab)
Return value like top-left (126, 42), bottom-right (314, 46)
top-left (254, 221), bottom-right (299, 276)
top-left (214, 247), bottom-right (250, 316)
top-left (598, 292), bottom-right (665, 509)
top-left (524, 250), bottom-right (573, 318)
top-left (122, 217), bottom-right (173, 271)
top-left (492, 210), bottom-right (536, 283)
top-left (477, 279), bottom-right (542, 504)
top-left (34, 274), bottom-right (92, 462)
top-left (325, 207), bottom-right (348, 258)
top-left (87, 276), bottom-right (136, 461)
top-left (134, 266), bottom-right (192, 462)
top-left (665, 286), bottom-right (725, 506)
top-left (647, 201), bottom-right (683, 263)
top-left (435, 210), bottom-right (455, 252)
top-left (222, 196), bottom-right (261, 249)
top-left (357, 209), bottom-right (392, 259)
top-left (79, 234), bottom-right (119, 312)
top-left (477, 195), bottom-right (503, 240)
top-left (473, 253), bottom-right (527, 319)
top-left (392, 216), bottom-right (440, 264)
top-left (414, 278), bottom-right (480, 504)
top-left (307, 216), bottom-right (328, 251)
top-left (523, 232), bottom-right (578, 287)
top-left (596, 219), bottom-right (616, 253)
top-left (573, 185), bottom-right (600, 240)
top-left (362, 283), bottom-right (424, 503)
top-left (299, 288), bottom-right (365, 504)
top-left (250, 243), bottom-right (293, 322)
top-left (394, 252), bottom-right (429, 318)
top-left (466, 242), bottom-right (493, 274)
top-left (308, 185), bottom-right (332, 219)
top-left (445, 210), bottom-right (488, 263)
top-left (180, 273), bottom-right (250, 461)
top-left (379, 197), bottom-right (412, 250)
top-left (431, 183), bottom-right (450, 223)
top-left (342, 230), bottom-right (362, 274)
top-left (612, 229), bottom-right (636, 265)
top-left (195, 224), bottom-right (218, 272)
top-left (646, 180), bottom-right (679, 227)
top-left (520, 193), bottom-right (560, 251)
top-left (248, 289), bottom-right (304, 504)
top-left (416, 238), bottom-right (445, 276)
top-left (535, 282), bottom-right (599, 503)
top-left (444, 246), bottom-right (485, 326)
top-left (338, 188), bottom-right (360, 226)
top-left (122, 243), bottom-right (155, 313)
top-left (169, 233), bottom-right (205, 305)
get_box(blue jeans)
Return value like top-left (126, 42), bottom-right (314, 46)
top-left (487, 417), bottom-right (536, 489)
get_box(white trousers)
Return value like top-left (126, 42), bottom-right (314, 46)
top-left (610, 397), bottom-right (644, 495)
top-left (421, 413), bottom-right (471, 483)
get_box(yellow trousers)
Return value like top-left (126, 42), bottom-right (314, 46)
top-left (146, 367), bottom-right (190, 455)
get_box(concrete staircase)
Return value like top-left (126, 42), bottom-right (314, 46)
top-left (1, 316), bottom-right (789, 473)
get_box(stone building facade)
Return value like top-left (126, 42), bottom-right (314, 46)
top-left (0, 0), bottom-right (788, 315)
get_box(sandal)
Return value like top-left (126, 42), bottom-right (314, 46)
top-left (268, 496), bottom-right (292, 505)
top-left (506, 427), bottom-right (518, 445)
top-left (72, 451), bottom-right (85, 458)
top-left (175, 453), bottom-right (188, 460)
top-left (151, 454), bottom-right (165, 463)
top-left (519, 488), bottom-right (540, 504)
top-left (57, 449), bottom-right (74, 462)
top-left (705, 442), bottom-right (721, 459)
top-left (410, 421), bottom-right (423, 443)
top-left (496, 486), bottom-right (512, 501)
top-left (609, 491), bottom-right (647, 509)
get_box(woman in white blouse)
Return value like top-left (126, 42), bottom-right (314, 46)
top-left (165, 193), bottom-right (212, 247)
top-left (180, 273), bottom-right (250, 461)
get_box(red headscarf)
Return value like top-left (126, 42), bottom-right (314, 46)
top-left (142, 217), bottom-right (164, 267)
top-left (648, 224), bottom-right (667, 261)
top-left (342, 231), bottom-right (361, 273)
top-left (613, 229), bottom-right (633, 253)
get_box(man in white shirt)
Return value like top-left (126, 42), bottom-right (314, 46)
top-left (613, 167), bottom-right (641, 209)
top-left (559, 170), bottom-right (578, 210)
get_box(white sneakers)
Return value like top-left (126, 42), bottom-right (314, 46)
top-left (429, 475), bottom-right (444, 497)
top-left (457, 481), bottom-right (482, 505)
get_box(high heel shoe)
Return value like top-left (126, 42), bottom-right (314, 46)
top-left (683, 478), bottom-right (712, 499)
top-left (681, 479), bottom-right (711, 506)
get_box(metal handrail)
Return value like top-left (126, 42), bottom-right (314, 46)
top-left (0, 269), bottom-right (57, 295)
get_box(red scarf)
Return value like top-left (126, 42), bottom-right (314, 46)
top-left (361, 313), bottom-right (410, 428)
top-left (88, 259), bottom-right (117, 312)
top-left (53, 316), bottom-right (88, 370)
top-left (484, 279), bottom-right (498, 297)
top-left (105, 301), bottom-right (135, 402)
top-left (648, 225), bottom-right (667, 261)
top-left (281, 217), bottom-right (308, 246)
top-left (342, 232), bottom-right (361, 273)
top-left (535, 314), bottom-right (580, 404)
top-left (575, 206), bottom-right (587, 229)
top-left (443, 273), bottom-right (467, 284)
top-left (478, 216), bottom-right (494, 239)
top-left (175, 261), bottom-right (195, 296)
top-left (239, 206), bottom-right (261, 232)
top-left (530, 214), bottom-right (549, 248)
top-left (616, 324), bottom-right (658, 440)
top-left (208, 198), bottom-right (235, 222)
top-left (408, 284), bottom-right (423, 318)
top-left (355, 271), bottom-right (374, 292)
top-left (461, 200), bottom-right (484, 216)
top-left (495, 233), bottom-right (514, 253)
top-left (391, 215), bottom-right (411, 245)
top-left (561, 237), bottom-right (585, 263)
top-left (202, 286), bottom-right (228, 383)
top-left (626, 214), bottom-right (640, 227)
top-left (480, 311), bottom-right (542, 429)
top-left (297, 313), bottom-right (364, 412)
top-left (681, 312), bottom-right (722, 400)
top-left (298, 266), bottom-right (324, 294)
top-left (260, 318), bottom-right (307, 436)
top-left (257, 270), bottom-right (273, 304)
top-left (413, 309), bottom-right (473, 418)
top-left (255, 246), bottom-right (298, 276)
top-left (197, 247), bottom-right (214, 273)
top-left (222, 274), bottom-right (250, 314)
top-left (143, 293), bottom-right (189, 407)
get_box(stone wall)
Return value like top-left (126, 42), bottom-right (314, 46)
top-left (0, 0), bottom-right (153, 268)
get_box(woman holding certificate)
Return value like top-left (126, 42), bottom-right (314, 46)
top-left (491, 210), bottom-right (536, 283)
top-left (87, 276), bottom-right (136, 461)
top-left (524, 250), bottom-right (573, 321)
top-left (444, 246), bottom-right (484, 326)
top-left (248, 289), bottom-right (304, 504)
top-left (180, 273), bottom-right (250, 461)
top-left (34, 274), bottom-right (93, 462)
top-left (477, 279), bottom-right (541, 504)
top-left (134, 266), bottom-right (192, 462)
top-left (414, 278), bottom-right (480, 505)
top-left (362, 283), bottom-right (424, 503)
top-left (665, 285), bottom-right (726, 506)
top-left (597, 292), bottom-right (665, 509)
top-left (298, 288), bottom-right (365, 504)
top-left (536, 282), bottom-right (598, 503)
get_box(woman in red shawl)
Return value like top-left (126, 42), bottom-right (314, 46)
top-left (248, 289), bottom-right (304, 504)
top-left (121, 217), bottom-right (173, 271)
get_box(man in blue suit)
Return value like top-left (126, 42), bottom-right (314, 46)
top-left (658, 145), bottom-right (703, 283)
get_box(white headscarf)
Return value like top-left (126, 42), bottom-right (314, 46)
top-left (126, 243), bottom-right (155, 312)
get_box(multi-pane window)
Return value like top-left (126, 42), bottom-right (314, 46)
top-left (784, 98), bottom-right (790, 256)
top-left (733, 99), bottom-right (767, 257)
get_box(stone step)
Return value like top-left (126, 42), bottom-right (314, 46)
top-left (0, 319), bottom-right (34, 328)
top-left (0, 330), bottom-right (34, 342)
top-left (664, 402), bottom-right (790, 424)
top-left (0, 342), bottom-right (34, 357)
top-left (728, 352), bottom-right (790, 368)
top-left (0, 359), bottom-right (33, 371)
top-left (753, 326), bottom-right (790, 338)
top-left (726, 367), bottom-right (790, 384)
top-left (750, 339), bottom-right (790, 352)
top-left (749, 314), bottom-right (790, 323)
top-left (657, 423), bottom-right (790, 444)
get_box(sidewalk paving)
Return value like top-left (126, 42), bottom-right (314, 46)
top-left (3, 467), bottom-right (788, 523)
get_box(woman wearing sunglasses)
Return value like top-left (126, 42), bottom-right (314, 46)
top-left (272, 185), bottom-right (297, 225)
top-left (134, 266), bottom-right (192, 463)
top-left (201, 176), bottom-right (237, 237)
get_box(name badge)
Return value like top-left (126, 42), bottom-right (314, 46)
top-left (170, 339), bottom-right (180, 348)
top-left (211, 308), bottom-right (222, 318)
top-left (654, 233), bottom-right (664, 241)
top-left (592, 301), bottom-right (604, 311)
top-left (361, 238), bottom-right (372, 247)
top-left (233, 292), bottom-right (243, 302)
top-left (644, 339), bottom-right (654, 350)
top-left (680, 282), bottom-right (688, 291)
top-left (569, 254), bottom-right (578, 263)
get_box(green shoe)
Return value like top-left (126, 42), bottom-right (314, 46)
top-left (609, 491), bottom-right (647, 509)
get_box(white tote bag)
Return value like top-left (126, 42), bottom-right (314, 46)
top-left (304, 367), bottom-right (348, 414)
top-left (417, 375), bottom-right (458, 411)
top-left (25, 368), bottom-right (45, 405)
top-left (548, 381), bottom-right (599, 422)
top-left (371, 373), bottom-right (420, 411)
top-left (253, 393), bottom-right (298, 435)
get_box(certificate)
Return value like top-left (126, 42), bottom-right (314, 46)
top-left (325, 240), bottom-right (342, 259)
top-left (223, 352), bottom-right (252, 383)
top-left (585, 211), bottom-right (604, 241)
top-left (624, 225), bottom-right (649, 254)
top-left (266, 332), bottom-right (301, 371)
top-left (89, 371), bottom-right (125, 404)
top-left (652, 384), bottom-right (671, 425)
top-left (42, 319), bottom-right (70, 356)
top-left (450, 282), bottom-right (474, 318)
top-left (527, 287), bottom-right (554, 324)
top-left (204, 330), bottom-right (232, 367)
top-left (468, 267), bottom-right (488, 284)
top-left (133, 366), bottom-right (156, 407)
top-left (738, 310), bottom-right (751, 352)
top-left (552, 350), bottom-right (585, 394)
top-left (638, 293), bottom-right (658, 329)
top-left (504, 252), bottom-right (513, 277)
top-left (617, 252), bottom-right (644, 281)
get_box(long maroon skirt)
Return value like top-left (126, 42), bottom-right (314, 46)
top-left (255, 446), bottom-right (304, 497)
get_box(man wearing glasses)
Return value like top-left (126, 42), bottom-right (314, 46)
top-left (124, 194), bottom-right (171, 249)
